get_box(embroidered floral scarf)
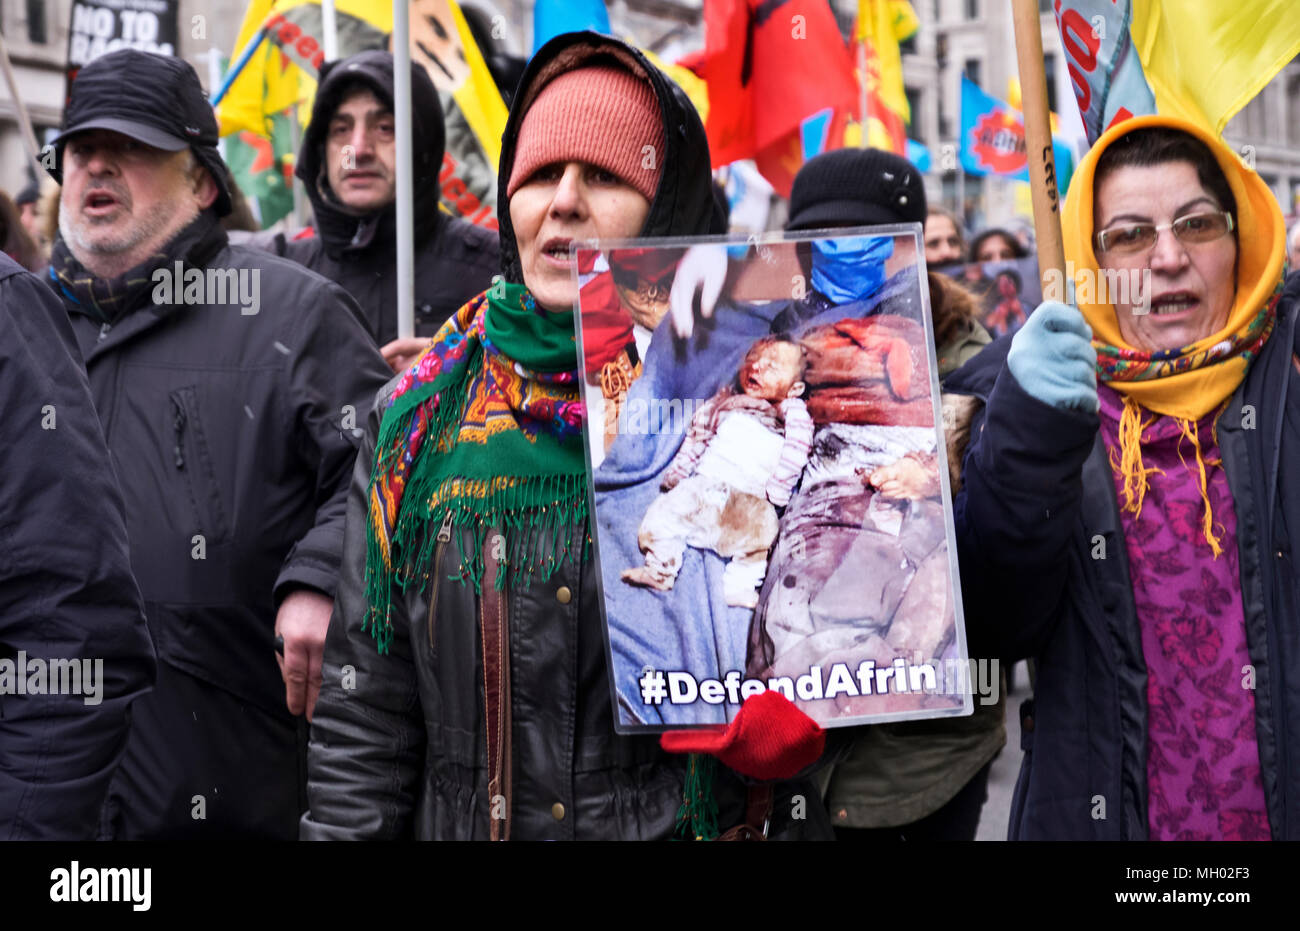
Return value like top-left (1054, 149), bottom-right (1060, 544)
top-left (363, 283), bottom-right (587, 653)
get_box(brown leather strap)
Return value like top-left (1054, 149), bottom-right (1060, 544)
top-left (717, 784), bottom-right (773, 842)
top-left (480, 530), bottom-right (512, 841)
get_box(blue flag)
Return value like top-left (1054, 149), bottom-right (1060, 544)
top-left (906, 139), bottom-right (931, 172)
top-left (533, 0), bottom-right (611, 55)
top-left (959, 75), bottom-right (1073, 193)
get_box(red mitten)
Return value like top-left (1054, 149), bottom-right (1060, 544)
top-left (659, 690), bottom-right (825, 780)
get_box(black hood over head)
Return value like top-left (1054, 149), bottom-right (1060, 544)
top-left (496, 31), bottom-right (722, 285)
top-left (296, 49), bottom-right (446, 255)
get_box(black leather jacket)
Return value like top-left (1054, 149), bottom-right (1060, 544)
top-left (300, 379), bottom-right (831, 840)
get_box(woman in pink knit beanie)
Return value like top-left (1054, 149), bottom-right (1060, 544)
top-left (505, 60), bottom-right (667, 311)
top-left (304, 32), bottom-right (832, 842)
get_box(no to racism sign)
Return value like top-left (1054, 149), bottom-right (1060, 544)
top-left (65, 0), bottom-right (180, 98)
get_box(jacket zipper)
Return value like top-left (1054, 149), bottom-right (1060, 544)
top-left (171, 397), bottom-right (187, 469)
top-left (427, 513), bottom-right (453, 651)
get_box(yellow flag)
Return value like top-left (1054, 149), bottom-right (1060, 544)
top-left (218, 0), bottom-right (506, 226)
top-left (217, 0), bottom-right (306, 137)
top-left (446, 0), bottom-right (508, 171)
top-left (217, 0), bottom-right (391, 137)
top-left (856, 0), bottom-right (918, 120)
top-left (1129, 0), bottom-right (1300, 135)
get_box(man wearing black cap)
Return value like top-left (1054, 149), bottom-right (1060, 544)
top-left (270, 49), bottom-right (498, 372)
top-left (44, 49), bottom-right (392, 839)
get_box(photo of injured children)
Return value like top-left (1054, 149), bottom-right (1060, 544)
top-left (578, 231), bottom-right (970, 730)
top-left (621, 335), bottom-right (813, 609)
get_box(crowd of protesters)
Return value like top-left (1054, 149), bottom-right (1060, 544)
top-left (1, 31), bottom-right (1299, 842)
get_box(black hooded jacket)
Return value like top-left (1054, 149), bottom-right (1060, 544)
top-left (0, 255), bottom-right (155, 839)
top-left (302, 32), bottom-right (832, 841)
top-left (273, 50), bottom-right (499, 345)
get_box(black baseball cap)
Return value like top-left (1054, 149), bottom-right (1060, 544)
top-left (786, 147), bottom-right (927, 231)
top-left (48, 49), bottom-right (232, 216)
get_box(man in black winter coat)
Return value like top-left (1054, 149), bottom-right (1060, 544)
top-left (44, 49), bottom-right (392, 839)
top-left (271, 50), bottom-right (499, 372)
top-left (0, 254), bottom-right (156, 839)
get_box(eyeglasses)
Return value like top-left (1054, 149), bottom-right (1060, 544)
top-left (1094, 210), bottom-right (1234, 256)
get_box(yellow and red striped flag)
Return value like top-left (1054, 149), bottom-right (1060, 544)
top-left (854, 0), bottom-right (919, 154)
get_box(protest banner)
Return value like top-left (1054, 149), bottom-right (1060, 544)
top-left (65, 0), bottom-right (179, 99)
top-left (575, 227), bottom-right (973, 730)
top-left (939, 255), bottom-right (1042, 340)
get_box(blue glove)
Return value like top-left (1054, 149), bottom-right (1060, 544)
top-left (1006, 301), bottom-right (1099, 413)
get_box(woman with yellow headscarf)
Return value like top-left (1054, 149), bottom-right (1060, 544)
top-left (946, 114), bottom-right (1300, 841)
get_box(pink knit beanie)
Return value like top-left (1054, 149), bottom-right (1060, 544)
top-left (507, 64), bottom-right (666, 202)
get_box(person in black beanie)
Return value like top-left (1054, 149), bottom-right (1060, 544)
top-left (787, 146), bottom-right (926, 230)
top-left (779, 147), bottom-right (1001, 841)
top-left (771, 148), bottom-right (988, 370)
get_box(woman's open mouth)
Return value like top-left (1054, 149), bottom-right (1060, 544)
top-left (541, 238), bottom-right (573, 266)
top-left (1148, 291), bottom-right (1199, 317)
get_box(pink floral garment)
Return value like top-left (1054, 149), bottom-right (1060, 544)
top-left (1098, 385), bottom-right (1270, 841)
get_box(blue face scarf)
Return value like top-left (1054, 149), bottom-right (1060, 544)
top-left (810, 235), bottom-right (894, 304)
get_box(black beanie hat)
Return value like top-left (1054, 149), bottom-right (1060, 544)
top-left (786, 147), bottom-right (926, 231)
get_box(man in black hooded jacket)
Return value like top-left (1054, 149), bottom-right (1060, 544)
top-left (271, 50), bottom-right (499, 370)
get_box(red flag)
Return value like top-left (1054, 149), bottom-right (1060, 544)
top-left (700, 0), bottom-right (859, 195)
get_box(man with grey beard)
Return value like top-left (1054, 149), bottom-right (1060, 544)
top-left (44, 49), bottom-right (391, 838)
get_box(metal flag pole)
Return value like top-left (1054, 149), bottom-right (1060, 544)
top-left (393, 0), bottom-right (415, 339)
top-left (321, 0), bottom-right (338, 61)
top-left (0, 29), bottom-right (46, 181)
top-left (206, 49), bottom-right (227, 160)
top-left (289, 107), bottom-right (305, 230)
top-left (956, 156), bottom-right (965, 220)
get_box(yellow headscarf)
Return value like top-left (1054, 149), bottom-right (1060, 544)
top-left (1061, 114), bottom-right (1286, 554)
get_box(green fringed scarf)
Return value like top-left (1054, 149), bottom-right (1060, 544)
top-left (362, 283), bottom-right (588, 653)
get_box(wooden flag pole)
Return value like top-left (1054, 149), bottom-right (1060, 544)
top-left (0, 30), bottom-right (46, 181)
top-left (1009, 0), bottom-right (1066, 295)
